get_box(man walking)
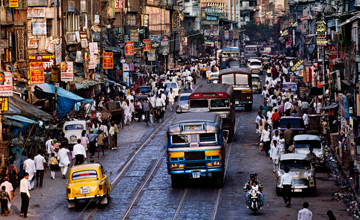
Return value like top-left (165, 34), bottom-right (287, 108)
top-left (45, 136), bottom-right (53, 164)
top-left (88, 129), bottom-right (97, 158)
top-left (34, 150), bottom-right (46, 188)
top-left (20, 172), bottom-right (30, 218)
top-left (167, 88), bottom-right (176, 112)
top-left (284, 124), bottom-right (293, 152)
top-left (58, 146), bottom-right (71, 179)
top-left (0, 177), bottom-right (13, 212)
top-left (23, 156), bottom-right (36, 190)
top-left (73, 139), bottom-right (87, 165)
top-left (260, 124), bottom-right (271, 157)
top-left (279, 167), bottom-right (294, 207)
top-left (298, 202), bottom-right (312, 220)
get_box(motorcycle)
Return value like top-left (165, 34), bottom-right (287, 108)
top-left (248, 189), bottom-right (261, 213)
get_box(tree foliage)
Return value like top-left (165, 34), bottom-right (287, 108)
top-left (242, 21), bottom-right (273, 44)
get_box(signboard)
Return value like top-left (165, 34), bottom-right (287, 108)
top-left (0, 98), bottom-right (9, 111)
top-left (115, 0), bottom-right (124, 12)
top-left (30, 62), bottom-right (45, 84)
top-left (125, 41), bottom-right (134, 56)
top-left (9, 0), bottom-right (18, 7)
top-left (89, 52), bottom-right (96, 69)
top-left (143, 39), bottom-right (151, 52)
top-left (55, 44), bottom-right (62, 65)
top-left (61, 61), bottom-right (74, 82)
top-left (316, 20), bottom-right (328, 47)
top-left (339, 93), bottom-right (349, 119)
top-left (161, 36), bottom-right (169, 46)
top-left (89, 42), bottom-right (98, 54)
top-left (224, 30), bottom-right (229, 40)
top-left (32, 23), bottom-right (47, 35)
top-left (290, 59), bottom-right (304, 72)
top-left (103, 52), bottom-right (113, 69)
top-left (27, 8), bottom-right (46, 18)
top-left (123, 63), bottom-right (130, 71)
top-left (0, 72), bottom-right (13, 96)
top-left (130, 30), bottom-right (138, 43)
top-left (148, 49), bottom-right (156, 61)
top-left (28, 39), bottom-right (39, 49)
top-left (29, 55), bottom-right (55, 72)
top-left (123, 71), bottom-right (130, 87)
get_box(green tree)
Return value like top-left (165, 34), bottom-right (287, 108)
top-left (242, 21), bottom-right (273, 44)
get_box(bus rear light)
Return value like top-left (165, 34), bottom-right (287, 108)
top-left (170, 163), bottom-right (179, 168)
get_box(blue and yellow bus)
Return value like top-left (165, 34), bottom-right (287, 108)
top-left (219, 47), bottom-right (240, 69)
top-left (166, 112), bottom-right (225, 187)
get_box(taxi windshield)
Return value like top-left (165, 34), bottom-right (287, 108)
top-left (65, 124), bottom-right (84, 130)
top-left (294, 140), bottom-right (321, 148)
top-left (280, 160), bottom-right (311, 170)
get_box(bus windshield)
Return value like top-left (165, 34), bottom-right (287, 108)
top-left (210, 99), bottom-right (230, 108)
top-left (190, 99), bottom-right (208, 108)
top-left (221, 74), bottom-right (234, 84)
top-left (235, 74), bottom-right (249, 85)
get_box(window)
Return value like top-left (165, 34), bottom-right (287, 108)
top-left (221, 74), bottom-right (235, 84)
top-left (279, 119), bottom-right (304, 128)
top-left (72, 170), bottom-right (98, 180)
top-left (65, 124), bottom-right (84, 130)
top-left (294, 141), bottom-right (321, 149)
top-left (171, 135), bottom-right (189, 147)
top-left (47, 19), bottom-right (53, 37)
top-left (190, 99), bottom-right (208, 108)
top-left (280, 160), bottom-right (311, 170)
top-left (235, 74), bottom-right (249, 85)
top-left (210, 99), bottom-right (230, 108)
top-left (179, 95), bottom-right (190, 102)
top-left (199, 133), bottom-right (216, 142)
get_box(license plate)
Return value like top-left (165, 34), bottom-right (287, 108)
top-left (294, 189), bottom-right (302, 192)
top-left (192, 172), bottom-right (200, 178)
top-left (80, 186), bottom-right (90, 194)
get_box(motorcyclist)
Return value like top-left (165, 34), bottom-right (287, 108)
top-left (244, 173), bottom-right (264, 208)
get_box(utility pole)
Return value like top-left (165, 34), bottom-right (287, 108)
top-left (99, 0), bottom-right (104, 80)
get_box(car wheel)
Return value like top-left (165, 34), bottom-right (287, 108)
top-left (68, 201), bottom-right (76, 209)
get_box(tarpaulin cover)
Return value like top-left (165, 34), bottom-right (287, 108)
top-left (36, 83), bottom-right (86, 119)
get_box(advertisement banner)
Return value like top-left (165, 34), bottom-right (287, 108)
top-left (9, 0), bottom-right (18, 7)
top-left (161, 36), bottom-right (169, 46)
top-left (32, 23), bottom-right (47, 35)
top-left (143, 39), bottom-right (151, 52)
top-left (316, 20), bottom-right (328, 47)
top-left (123, 71), bottom-right (130, 87)
top-left (55, 43), bottom-right (62, 65)
top-left (148, 49), bottom-right (156, 61)
top-left (125, 41), bottom-right (134, 56)
top-left (224, 30), bottom-right (229, 40)
top-left (30, 62), bottom-right (45, 84)
top-left (61, 61), bottom-right (74, 82)
top-left (115, 0), bottom-right (124, 12)
top-left (123, 63), bottom-right (130, 72)
top-left (103, 52), bottom-right (113, 69)
top-left (130, 30), bottom-right (139, 42)
top-left (0, 72), bottom-right (13, 96)
top-left (27, 8), bottom-right (46, 17)
top-left (89, 42), bottom-right (98, 54)
top-left (29, 55), bottom-right (55, 72)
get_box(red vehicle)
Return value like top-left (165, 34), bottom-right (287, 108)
top-left (219, 67), bottom-right (253, 111)
top-left (188, 84), bottom-right (235, 140)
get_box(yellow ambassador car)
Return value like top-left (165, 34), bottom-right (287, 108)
top-left (67, 163), bottom-right (111, 208)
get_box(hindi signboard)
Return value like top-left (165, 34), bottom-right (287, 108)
top-left (0, 72), bottom-right (13, 96)
top-left (143, 39), bottom-right (151, 52)
top-left (29, 55), bottom-right (55, 72)
top-left (9, 0), bottom-right (18, 7)
top-left (61, 61), bottom-right (74, 82)
top-left (125, 41), bottom-right (134, 56)
top-left (103, 52), bottom-right (113, 69)
top-left (30, 62), bottom-right (45, 84)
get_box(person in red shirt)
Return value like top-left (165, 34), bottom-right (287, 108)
top-left (271, 108), bottom-right (281, 129)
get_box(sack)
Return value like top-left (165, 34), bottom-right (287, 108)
top-left (288, 144), bottom-right (295, 153)
top-left (259, 143), bottom-right (264, 152)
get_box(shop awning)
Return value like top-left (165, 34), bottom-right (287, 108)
top-left (9, 95), bottom-right (51, 121)
top-left (5, 115), bottom-right (38, 124)
top-left (36, 83), bottom-right (87, 119)
top-left (321, 103), bottom-right (338, 110)
top-left (3, 118), bottom-right (24, 128)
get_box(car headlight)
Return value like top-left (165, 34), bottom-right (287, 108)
top-left (213, 80), bottom-right (218, 84)
top-left (212, 161), bottom-right (221, 166)
top-left (170, 163), bottom-right (179, 168)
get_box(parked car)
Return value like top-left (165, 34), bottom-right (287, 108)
top-left (208, 72), bottom-right (219, 83)
top-left (275, 153), bottom-right (316, 195)
top-left (251, 74), bottom-right (261, 93)
top-left (162, 81), bottom-right (180, 97)
top-left (176, 93), bottom-right (191, 113)
top-left (279, 116), bottom-right (305, 135)
top-left (293, 134), bottom-right (325, 168)
top-left (63, 120), bottom-right (88, 146)
top-left (67, 163), bottom-right (111, 208)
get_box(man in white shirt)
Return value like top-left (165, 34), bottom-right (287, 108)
top-left (303, 111), bottom-right (309, 129)
top-left (20, 173), bottom-right (30, 218)
top-left (279, 167), bottom-right (295, 207)
top-left (167, 88), bottom-right (176, 112)
top-left (298, 202), bottom-right (313, 220)
top-left (73, 139), bottom-right (87, 165)
top-left (34, 150), bottom-right (46, 188)
top-left (124, 101), bottom-right (132, 125)
top-left (260, 125), bottom-right (271, 157)
top-left (155, 94), bottom-right (165, 109)
top-left (45, 136), bottom-right (53, 164)
top-left (58, 146), bottom-right (71, 179)
top-left (0, 177), bottom-right (13, 201)
top-left (270, 140), bottom-right (281, 172)
top-left (23, 156), bottom-right (36, 190)
top-left (284, 99), bottom-right (293, 116)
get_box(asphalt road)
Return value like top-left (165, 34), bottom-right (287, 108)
top-left (9, 78), bottom-right (351, 220)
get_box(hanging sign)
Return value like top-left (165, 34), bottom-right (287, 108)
top-left (0, 97), bottom-right (8, 111)
top-left (89, 42), bottom-right (98, 54)
top-left (9, 0), bottom-right (18, 7)
top-left (0, 72), bottom-right (13, 96)
top-left (103, 52), bottom-right (113, 69)
top-left (123, 63), bottom-right (130, 71)
top-left (316, 20), bottom-right (328, 47)
top-left (290, 59), bottom-right (304, 72)
top-left (115, 0), bottom-right (124, 12)
top-left (61, 61), bottom-right (74, 82)
top-left (30, 62), bottom-right (45, 84)
top-left (130, 30), bottom-right (139, 42)
top-left (143, 39), bottom-right (151, 52)
top-left (125, 41), bottom-right (134, 56)
top-left (161, 36), bottom-right (169, 46)
top-left (148, 49), bottom-right (156, 61)
top-left (55, 43), bottom-right (62, 65)
top-left (29, 55), bottom-right (55, 72)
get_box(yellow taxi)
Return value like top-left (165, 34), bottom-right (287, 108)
top-left (66, 163), bottom-right (111, 208)
top-left (251, 74), bottom-right (261, 93)
top-left (208, 72), bottom-right (219, 83)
